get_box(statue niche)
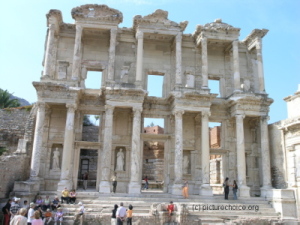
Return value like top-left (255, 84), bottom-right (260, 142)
top-left (115, 147), bottom-right (126, 171)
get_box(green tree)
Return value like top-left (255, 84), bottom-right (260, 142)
top-left (83, 115), bottom-right (93, 126)
top-left (0, 89), bottom-right (20, 109)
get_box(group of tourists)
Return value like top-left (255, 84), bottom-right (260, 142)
top-left (223, 177), bottom-right (239, 200)
top-left (111, 202), bottom-right (133, 225)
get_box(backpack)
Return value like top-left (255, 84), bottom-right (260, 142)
top-left (222, 182), bottom-right (226, 188)
top-left (235, 184), bottom-right (238, 189)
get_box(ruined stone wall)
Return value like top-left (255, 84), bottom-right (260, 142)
top-left (269, 121), bottom-right (287, 189)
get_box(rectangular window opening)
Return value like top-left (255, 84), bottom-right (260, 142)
top-left (143, 118), bottom-right (164, 133)
top-left (85, 71), bottom-right (102, 89)
top-left (209, 122), bottom-right (221, 149)
top-left (210, 154), bottom-right (223, 184)
top-left (208, 79), bottom-right (220, 97)
top-left (147, 75), bottom-right (164, 97)
top-left (82, 114), bottom-right (100, 142)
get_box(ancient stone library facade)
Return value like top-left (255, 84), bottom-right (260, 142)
top-left (0, 4), bottom-right (299, 219)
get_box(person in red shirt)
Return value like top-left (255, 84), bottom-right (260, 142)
top-left (167, 201), bottom-right (175, 222)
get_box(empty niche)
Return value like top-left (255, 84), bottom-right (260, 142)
top-left (85, 71), bottom-right (102, 89)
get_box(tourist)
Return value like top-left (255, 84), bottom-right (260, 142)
top-left (74, 202), bottom-right (85, 225)
top-left (69, 189), bottom-right (77, 204)
top-left (35, 196), bottom-right (43, 210)
top-left (111, 204), bottom-right (118, 225)
top-left (182, 179), bottom-right (189, 199)
top-left (54, 207), bottom-right (64, 225)
top-left (111, 172), bottom-right (117, 193)
top-left (10, 197), bottom-right (20, 219)
top-left (142, 176), bottom-right (149, 190)
top-left (223, 177), bottom-right (230, 200)
top-left (27, 202), bottom-right (35, 225)
top-left (167, 201), bottom-right (175, 222)
top-left (9, 208), bottom-right (27, 225)
top-left (43, 195), bottom-right (51, 211)
top-left (83, 172), bottom-right (89, 190)
top-left (232, 180), bottom-right (238, 200)
top-left (2, 198), bottom-right (12, 225)
top-left (116, 202), bottom-right (126, 225)
top-left (43, 208), bottom-right (53, 225)
top-left (51, 196), bottom-right (61, 211)
top-left (126, 204), bottom-right (133, 225)
top-left (36, 207), bottom-right (44, 220)
top-left (61, 187), bottom-right (70, 204)
top-left (32, 210), bottom-right (43, 225)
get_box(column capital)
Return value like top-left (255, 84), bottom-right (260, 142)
top-left (136, 30), bottom-right (143, 39)
top-left (66, 103), bottom-right (77, 112)
top-left (261, 115), bottom-right (270, 121)
top-left (105, 104), bottom-right (115, 112)
top-left (202, 110), bottom-right (210, 118)
top-left (255, 37), bottom-right (262, 49)
top-left (173, 109), bottom-right (184, 117)
top-left (132, 107), bottom-right (143, 114)
top-left (36, 101), bottom-right (46, 110)
top-left (235, 114), bottom-right (245, 119)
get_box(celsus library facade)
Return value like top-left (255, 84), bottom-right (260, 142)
top-left (2, 4), bottom-right (298, 219)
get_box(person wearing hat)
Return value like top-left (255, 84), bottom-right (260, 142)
top-left (54, 207), bottom-right (64, 225)
top-left (27, 202), bottom-right (35, 224)
top-left (74, 202), bottom-right (85, 225)
top-left (9, 197), bottom-right (20, 219)
top-left (9, 208), bottom-right (27, 225)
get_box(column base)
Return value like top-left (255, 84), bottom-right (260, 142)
top-left (239, 185), bottom-right (251, 198)
top-left (260, 185), bottom-right (272, 198)
top-left (99, 181), bottom-right (111, 194)
top-left (199, 184), bottom-right (213, 196)
top-left (128, 182), bottom-right (141, 194)
top-left (57, 180), bottom-right (73, 192)
top-left (171, 184), bottom-right (182, 196)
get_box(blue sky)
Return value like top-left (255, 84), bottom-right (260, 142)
top-left (0, 0), bottom-right (299, 126)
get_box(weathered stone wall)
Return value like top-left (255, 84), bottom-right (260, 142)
top-left (269, 121), bottom-right (287, 189)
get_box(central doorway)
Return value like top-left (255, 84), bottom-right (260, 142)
top-left (78, 149), bottom-right (98, 191)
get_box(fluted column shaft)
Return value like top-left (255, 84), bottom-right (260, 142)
top-left (201, 37), bottom-right (208, 88)
top-left (99, 105), bottom-right (114, 193)
top-left (233, 40), bottom-right (241, 91)
top-left (236, 114), bottom-right (247, 185)
top-left (175, 33), bottom-right (182, 86)
top-left (135, 31), bottom-right (144, 85)
top-left (174, 110), bottom-right (184, 183)
top-left (43, 24), bottom-right (55, 77)
top-left (60, 104), bottom-right (76, 181)
top-left (128, 107), bottom-right (142, 194)
top-left (72, 25), bottom-right (83, 80)
top-left (260, 116), bottom-right (272, 188)
top-left (107, 28), bottom-right (117, 81)
top-left (30, 102), bottom-right (46, 179)
top-left (201, 111), bottom-right (210, 184)
top-left (256, 38), bottom-right (265, 92)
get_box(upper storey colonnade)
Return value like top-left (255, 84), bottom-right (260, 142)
top-left (41, 4), bottom-right (268, 96)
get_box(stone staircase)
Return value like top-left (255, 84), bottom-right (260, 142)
top-left (34, 191), bottom-right (283, 224)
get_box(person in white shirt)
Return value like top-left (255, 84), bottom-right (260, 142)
top-left (27, 202), bottom-right (35, 225)
top-left (116, 202), bottom-right (126, 225)
top-left (74, 202), bottom-right (85, 225)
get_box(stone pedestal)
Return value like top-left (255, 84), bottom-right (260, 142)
top-left (239, 185), bottom-right (251, 198)
top-left (199, 184), bottom-right (213, 196)
top-left (171, 184), bottom-right (182, 196)
top-left (128, 182), bottom-right (141, 194)
top-left (99, 181), bottom-right (111, 194)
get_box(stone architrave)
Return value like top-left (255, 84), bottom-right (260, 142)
top-left (256, 38), bottom-right (265, 93)
top-left (57, 104), bottom-right (77, 190)
top-left (135, 31), bottom-right (144, 87)
top-left (260, 116), bottom-right (272, 196)
top-left (30, 102), bottom-right (46, 180)
top-left (172, 109), bottom-right (184, 195)
top-left (107, 28), bottom-right (117, 82)
top-left (128, 107), bottom-right (142, 194)
top-left (72, 25), bottom-right (83, 80)
top-left (43, 24), bottom-right (56, 78)
top-left (233, 40), bottom-right (241, 92)
top-left (201, 37), bottom-right (208, 88)
top-left (99, 105), bottom-right (114, 193)
top-left (235, 114), bottom-right (250, 197)
top-left (175, 33), bottom-right (182, 87)
top-left (200, 111), bottom-right (213, 196)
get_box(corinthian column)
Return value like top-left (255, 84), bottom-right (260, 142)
top-left (57, 104), bottom-right (77, 190)
top-left (172, 110), bottom-right (184, 195)
top-left (128, 107), bottom-right (142, 194)
top-left (30, 102), bottom-right (46, 180)
top-left (135, 31), bottom-right (144, 88)
top-left (235, 114), bottom-right (250, 197)
top-left (175, 33), bottom-right (182, 88)
top-left (200, 111), bottom-right (213, 195)
top-left (72, 25), bottom-right (83, 81)
top-left (201, 37), bottom-right (208, 88)
top-left (256, 38), bottom-right (265, 93)
top-left (260, 116), bottom-right (272, 197)
top-left (43, 24), bottom-right (56, 78)
top-left (99, 105), bottom-right (114, 193)
top-left (233, 40), bottom-right (241, 92)
top-left (107, 28), bottom-right (117, 82)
